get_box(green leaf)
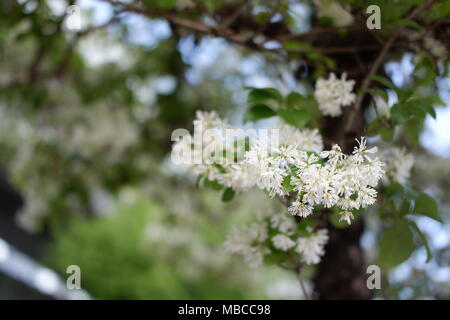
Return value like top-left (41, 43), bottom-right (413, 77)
top-left (282, 41), bottom-right (312, 52)
top-left (399, 199), bottom-right (412, 215)
top-left (408, 221), bottom-right (432, 263)
top-left (296, 217), bottom-right (319, 236)
top-left (286, 92), bottom-right (321, 127)
top-left (282, 175), bottom-right (295, 193)
top-left (306, 52), bottom-right (336, 69)
top-left (404, 117), bottom-right (423, 148)
top-left (264, 252), bottom-right (288, 265)
top-left (366, 118), bottom-right (382, 137)
top-left (380, 127), bottom-right (394, 141)
top-left (410, 100), bottom-right (437, 119)
top-left (379, 220), bottom-right (416, 269)
top-left (286, 92), bottom-right (318, 109)
top-left (384, 183), bottom-right (417, 200)
top-left (371, 75), bottom-right (397, 91)
top-left (390, 104), bottom-right (410, 124)
top-left (384, 183), bottom-right (404, 198)
top-left (317, 16), bottom-right (334, 26)
top-left (221, 187), bottom-right (236, 202)
top-left (359, 88), bottom-right (389, 102)
top-left (202, 0), bottom-right (224, 11)
top-left (142, 0), bottom-right (177, 9)
top-left (244, 104), bottom-right (276, 122)
top-left (247, 88), bottom-right (283, 107)
top-left (203, 178), bottom-right (223, 191)
top-left (395, 18), bottom-right (423, 30)
top-left (412, 193), bottom-right (442, 223)
top-left (397, 89), bottom-right (414, 103)
top-left (277, 109), bottom-right (311, 129)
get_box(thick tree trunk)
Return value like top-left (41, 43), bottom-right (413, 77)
top-left (312, 93), bottom-right (371, 299)
top-left (313, 219), bottom-right (371, 299)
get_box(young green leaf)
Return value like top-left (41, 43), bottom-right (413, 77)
top-left (412, 193), bottom-right (442, 223)
top-left (245, 104), bottom-right (277, 122)
top-left (282, 175), bottom-right (295, 193)
top-left (379, 220), bottom-right (416, 269)
top-left (247, 88), bottom-right (283, 107)
top-left (371, 75), bottom-right (397, 91)
top-left (264, 252), bottom-right (288, 265)
top-left (222, 187), bottom-right (236, 202)
top-left (277, 109), bottom-right (311, 129)
top-left (204, 178), bottom-right (223, 191)
top-left (390, 104), bottom-right (411, 124)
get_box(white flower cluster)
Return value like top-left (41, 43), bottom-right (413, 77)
top-left (173, 111), bottom-right (385, 226)
top-left (405, 31), bottom-right (448, 61)
top-left (224, 212), bottom-right (329, 268)
top-left (296, 229), bottom-right (329, 264)
top-left (313, 0), bottom-right (354, 27)
top-left (224, 219), bottom-right (271, 268)
top-left (423, 37), bottom-right (447, 61)
top-left (172, 111), bottom-right (324, 194)
top-left (314, 73), bottom-right (356, 117)
top-left (287, 138), bottom-right (385, 225)
top-left (174, 111), bottom-right (385, 267)
top-left (381, 147), bottom-right (414, 185)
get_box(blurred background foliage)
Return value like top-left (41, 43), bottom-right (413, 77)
top-left (0, 0), bottom-right (449, 299)
top-left (47, 189), bottom-right (273, 299)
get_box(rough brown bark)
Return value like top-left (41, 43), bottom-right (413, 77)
top-left (313, 219), bottom-right (371, 299)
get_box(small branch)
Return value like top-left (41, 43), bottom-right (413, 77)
top-left (27, 44), bottom-right (46, 83)
top-left (295, 265), bottom-right (312, 300)
top-left (52, 16), bottom-right (120, 79)
top-left (219, 0), bottom-right (250, 29)
top-left (345, 0), bottom-right (436, 132)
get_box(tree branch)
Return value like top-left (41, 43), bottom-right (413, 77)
top-left (344, 0), bottom-right (437, 132)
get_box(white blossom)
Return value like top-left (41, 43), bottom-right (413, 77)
top-left (244, 247), bottom-right (268, 268)
top-left (288, 199), bottom-right (313, 217)
top-left (314, 0), bottom-right (354, 27)
top-left (314, 73), bottom-right (356, 117)
top-left (173, 112), bottom-right (387, 268)
top-left (224, 222), bottom-right (269, 268)
top-left (320, 144), bottom-right (346, 165)
top-left (279, 125), bottom-right (323, 153)
top-left (299, 164), bottom-right (340, 208)
top-left (404, 31), bottom-right (447, 61)
top-left (270, 212), bottom-right (296, 234)
top-left (339, 211), bottom-right (354, 225)
top-left (243, 140), bottom-right (287, 198)
top-left (352, 137), bottom-right (378, 164)
top-left (272, 234), bottom-right (296, 251)
top-left (424, 37), bottom-right (447, 60)
top-left (217, 164), bottom-right (253, 190)
top-left (381, 147), bottom-right (414, 185)
top-left (296, 229), bottom-right (329, 265)
top-left (194, 110), bottom-right (228, 129)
